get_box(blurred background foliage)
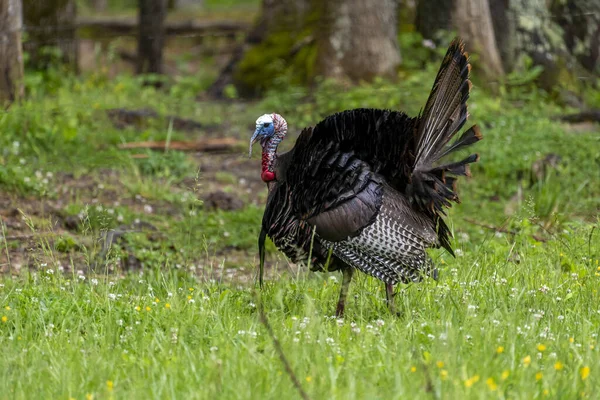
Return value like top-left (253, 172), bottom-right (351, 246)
top-left (0, 0), bottom-right (598, 273)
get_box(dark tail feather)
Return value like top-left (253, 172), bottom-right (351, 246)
top-left (409, 38), bottom-right (482, 212)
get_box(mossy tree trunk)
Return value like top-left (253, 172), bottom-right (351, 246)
top-left (316, 0), bottom-right (401, 82)
top-left (0, 0), bottom-right (24, 106)
top-left (418, 0), bottom-right (597, 92)
top-left (225, 0), bottom-right (311, 97)
top-left (489, 0), bottom-right (595, 92)
top-left (137, 0), bottom-right (167, 74)
top-left (23, 0), bottom-right (78, 71)
top-left (226, 0), bottom-right (401, 96)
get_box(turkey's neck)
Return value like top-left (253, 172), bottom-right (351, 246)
top-left (261, 136), bottom-right (281, 182)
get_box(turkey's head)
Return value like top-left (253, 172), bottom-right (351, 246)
top-left (249, 113), bottom-right (287, 182)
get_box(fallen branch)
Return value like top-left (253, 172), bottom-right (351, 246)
top-left (556, 110), bottom-right (600, 123)
top-left (77, 17), bottom-right (250, 37)
top-left (119, 137), bottom-right (243, 152)
top-left (107, 108), bottom-right (210, 132)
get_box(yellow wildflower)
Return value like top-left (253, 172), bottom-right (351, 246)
top-left (580, 366), bottom-right (590, 380)
top-left (543, 389), bottom-right (549, 396)
top-left (537, 344), bottom-right (547, 352)
top-left (410, 366), bottom-right (417, 373)
top-left (135, 306), bottom-right (141, 311)
top-left (436, 361), bottom-right (444, 368)
top-left (496, 346), bottom-right (504, 354)
top-left (554, 362), bottom-right (564, 371)
top-left (440, 370), bottom-right (448, 380)
top-left (1, 316), bottom-right (7, 323)
top-left (536, 372), bottom-right (543, 381)
top-left (145, 306), bottom-right (151, 312)
top-left (187, 295), bottom-right (192, 300)
top-left (306, 376), bottom-right (312, 383)
top-left (464, 375), bottom-right (480, 388)
top-left (86, 394), bottom-right (93, 400)
top-left (523, 355), bottom-right (531, 367)
top-left (106, 380), bottom-right (114, 391)
top-left (155, 298), bottom-right (160, 303)
top-left (569, 337), bottom-right (575, 343)
top-left (486, 377), bottom-right (498, 391)
top-left (188, 287), bottom-right (194, 292)
top-left (501, 370), bottom-right (510, 380)
top-left (4, 306), bottom-right (10, 310)
top-left (165, 303), bottom-right (171, 309)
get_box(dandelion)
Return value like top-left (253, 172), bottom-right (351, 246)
top-left (486, 377), bottom-right (498, 391)
top-left (145, 306), bottom-right (151, 311)
top-left (165, 303), bottom-right (171, 309)
top-left (1, 316), bottom-right (7, 323)
top-left (523, 355), bottom-right (531, 367)
top-left (537, 344), bottom-right (547, 352)
top-left (436, 361), bottom-right (444, 368)
top-left (536, 372), bottom-right (543, 381)
top-left (501, 370), bottom-right (510, 380)
top-left (580, 366), bottom-right (590, 380)
top-left (106, 380), bottom-right (114, 391)
top-left (464, 375), bottom-right (480, 388)
top-left (569, 337), bottom-right (575, 343)
top-left (135, 306), bottom-right (141, 311)
top-left (306, 376), bottom-right (312, 383)
top-left (554, 362), bottom-right (563, 371)
top-left (155, 298), bottom-right (160, 303)
top-left (496, 346), bottom-right (504, 354)
top-left (410, 366), bottom-right (417, 373)
top-left (189, 288), bottom-right (194, 292)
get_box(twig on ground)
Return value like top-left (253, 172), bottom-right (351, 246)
top-left (254, 291), bottom-right (311, 400)
top-left (463, 217), bottom-right (547, 242)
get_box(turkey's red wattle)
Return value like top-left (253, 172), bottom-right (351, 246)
top-left (261, 170), bottom-right (276, 182)
top-left (261, 150), bottom-right (276, 182)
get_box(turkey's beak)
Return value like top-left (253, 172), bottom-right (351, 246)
top-left (249, 128), bottom-right (261, 158)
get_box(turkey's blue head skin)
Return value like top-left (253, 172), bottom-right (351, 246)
top-left (249, 114), bottom-right (276, 157)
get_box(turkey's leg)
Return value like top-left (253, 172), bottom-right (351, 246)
top-left (335, 267), bottom-right (354, 317)
top-left (385, 283), bottom-right (397, 315)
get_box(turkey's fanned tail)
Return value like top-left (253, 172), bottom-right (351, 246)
top-left (409, 37), bottom-right (482, 215)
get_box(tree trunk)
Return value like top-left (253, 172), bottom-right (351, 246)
top-left (0, 0), bottom-right (24, 106)
top-left (137, 0), bottom-right (167, 74)
top-left (23, 0), bottom-right (78, 71)
top-left (317, 0), bottom-right (401, 82)
top-left (416, 0), bottom-right (454, 42)
top-left (453, 0), bottom-right (505, 83)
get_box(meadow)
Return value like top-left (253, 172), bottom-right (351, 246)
top-left (0, 32), bottom-right (599, 398)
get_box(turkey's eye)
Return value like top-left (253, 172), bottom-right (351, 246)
top-left (263, 123), bottom-right (270, 127)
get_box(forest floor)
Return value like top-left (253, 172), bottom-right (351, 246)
top-left (1, 10), bottom-right (600, 398)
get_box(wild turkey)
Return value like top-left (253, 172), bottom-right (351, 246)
top-left (249, 38), bottom-right (482, 316)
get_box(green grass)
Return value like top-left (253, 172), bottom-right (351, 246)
top-left (0, 221), bottom-right (599, 399)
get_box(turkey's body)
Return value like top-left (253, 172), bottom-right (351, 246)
top-left (255, 38), bottom-right (482, 316)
